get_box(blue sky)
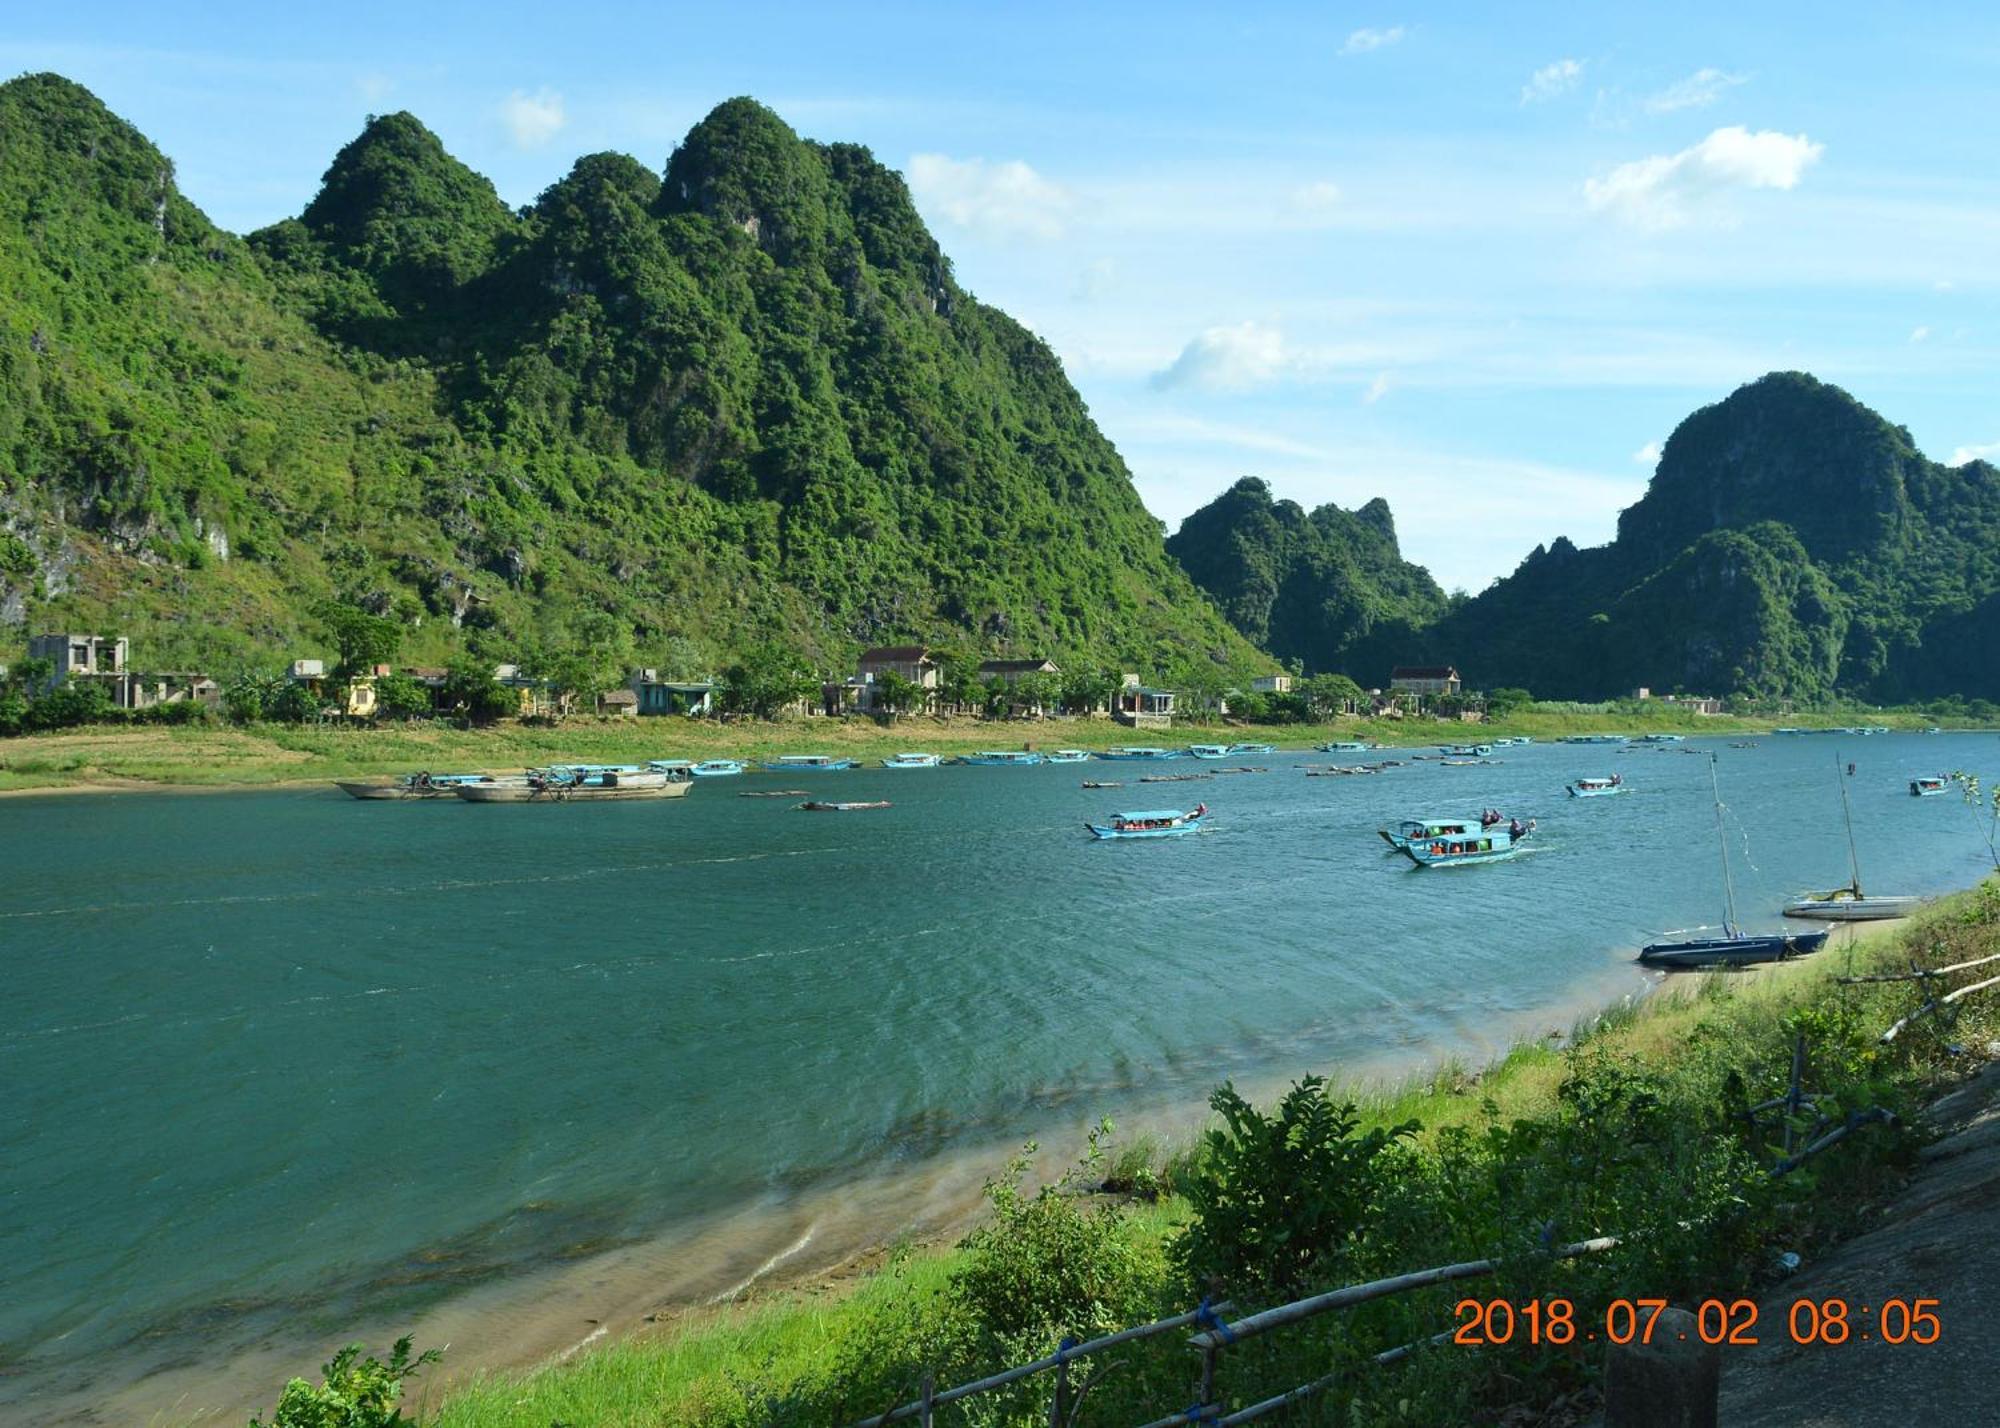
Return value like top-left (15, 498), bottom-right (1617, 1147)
top-left (10, 2), bottom-right (2000, 590)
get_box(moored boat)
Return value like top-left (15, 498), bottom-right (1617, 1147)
top-left (1910, 775), bottom-right (1951, 797)
top-left (1439, 743), bottom-right (1494, 757)
top-left (1227, 742), bottom-right (1276, 755)
top-left (1637, 734), bottom-right (1685, 744)
top-left (959, 750), bottom-right (1044, 766)
top-left (1187, 744), bottom-right (1231, 760)
top-left (1563, 734), bottom-right (1628, 745)
top-left (1785, 754), bottom-right (1920, 922)
top-left (1568, 775), bottom-right (1628, 798)
top-left (1045, 749), bottom-right (1091, 764)
top-left (799, 799), bottom-right (892, 811)
top-left (1317, 739), bottom-right (1375, 753)
top-left (336, 772), bottom-right (490, 800)
top-left (1085, 804), bottom-right (1208, 839)
top-left (881, 752), bottom-right (942, 769)
top-left (762, 755), bottom-right (859, 772)
top-left (455, 769), bottom-right (691, 802)
top-left (646, 760), bottom-right (696, 778)
top-left (689, 759), bottom-right (746, 778)
top-left (1098, 746), bottom-right (1185, 761)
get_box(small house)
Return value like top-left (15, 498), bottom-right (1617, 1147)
top-left (598, 688), bottom-right (639, 718)
top-left (630, 670), bottom-right (716, 716)
top-left (979, 657), bottom-right (1061, 716)
top-left (855, 646), bottom-right (941, 713)
top-left (1114, 674), bottom-right (1176, 728)
top-left (1251, 673), bottom-right (1292, 694)
top-left (1389, 665), bottom-right (1461, 698)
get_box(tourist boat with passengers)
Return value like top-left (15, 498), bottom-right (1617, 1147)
top-left (455, 768), bottom-right (691, 803)
top-left (1085, 804), bottom-right (1208, 840)
top-left (1568, 775), bottom-right (1628, 798)
top-left (1378, 815), bottom-right (1495, 851)
top-left (336, 772), bottom-right (493, 800)
top-left (881, 752), bottom-right (942, 769)
top-left (762, 755), bottom-right (859, 772)
top-left (1188, 744), bottom-right (1231, 760)
top-left (688, 759), bottom-right (745, 778)
top-left (1098, 746), bottom-right (1185, 761)
top-left (1396, 815), bottom-right (1534, 867)
top-left (1638, 756), bottom-right (1829, 968)
top-left (959, 750), bottom-right (1044, 766)
top-left (1910, 775), bottom-right (1951, 797)
top-left (1786, 757), bottom-right (1921, 922)
top-left (1045, 749), bottom-right (1092, 764)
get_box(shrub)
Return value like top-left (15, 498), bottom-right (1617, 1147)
top-left (248, 1337), bottom-right (438, 1428)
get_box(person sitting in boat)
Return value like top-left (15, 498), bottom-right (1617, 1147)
top-left (1481, 808), bottom-right (1501, 827)
top-left (1509, 817), bottom-right (1525, 838)
top-left (1193, 803), bottom-right (1207, 818)
top-left (1610, 774), bottom-right (1622, 786)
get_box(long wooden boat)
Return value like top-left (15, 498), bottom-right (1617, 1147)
top-left (1563, 734), bottom-right (1628, 745)
top-left (1910, 776), bottom-right (1951, 797)
top-left (1228, 742), bottom-right (1277, 755)
top-left (1378, 816), bottom-right (1480, 851)
top-left (336, 772), bottom-right (491, 800)
top-left (1045, 749), bottom-right (1091, 764)
top-left (881, 752), bottom-right (942, 769)
top-left (799, 800), bottom-right (892, 811)
top-left (762, 755), bottom-right (859, 772)
top-left (1086, 805), bottom-right (1207, 840)
top-left (1568, 776), bottom-right (1628, 798)
top-left (1097, 746), bottom-right (1185, 761)
top-left (1317, 740), bottom-right (1375, 753)
top-left (1439, 743), bottom-right (1493, 757)
top-left (1637, 734), bottom-right (1685, 744)
top-left (1187, 744), bottom-right (1231, 760)
top-left (959, 750), bottom-right (1044, 766)
top-left (456, 770), bottom-right (691, 803)
top-left (1396, 817), bottom-right (1533, 867)
top-left (689, 760), bottom-right (746, 778)
top-left (1638, 755), bottom-right (1821, 968)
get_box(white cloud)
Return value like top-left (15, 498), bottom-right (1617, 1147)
top-left (1934, 279), bottom-right (1956, 292)
top-left (1151, 321), bottom-right (1292, 392)
top-left (356, 72), bottom-right (393, 105)
top-left (1342, 26), bottom-right (1405, 55)
top-left (907, 153), bottom-right (1071, 240)
top-left (1644, 68), bottom-right (1749, 114)
top-left (1633, 441), bottom-right (1663, 466)
top-left (500, 87), bottom-right (566, 149)
top-left (1363, 372), bottom-right (1393, 404)
top-left (1909, 325), bottom-right (1931, 343)
top-left (1948, 441), bottom-right (2000, 467)
top-left (1073, 258), bottom-right (1117, 300)
top-left (1521, 59), bottom-right (1584, 105)
top-left (1584, 126), bottom-right (1824, 230)
top-left (1292, 180), bottom-right (1343, 212)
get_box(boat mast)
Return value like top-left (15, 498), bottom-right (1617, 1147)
top-left (1836, 751), bottom-right (1865, 897)
top-left (1709, 754), bottom-right (1739, 935)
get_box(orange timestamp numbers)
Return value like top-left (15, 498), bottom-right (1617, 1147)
top-left (1452, 1296), bottom-right (1942, 1347)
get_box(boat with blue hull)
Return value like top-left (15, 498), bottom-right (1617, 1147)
top-left (881, 753), bottom-right (942, 769)
top-left (1637, 734), bottom-right (1685, 744)
top-left (1439, 743), bottom-right (1493, 757)
top-left (1564, 734), bottom-right (1628, 745)
top-left (1045, 749), bottom-right (1091, 764)
top-left (960, 750), bottom-right (1044, 766)
top-left (1638, 754), bottom-right (1827, 968)
top-left (1568, 776), bottom-right (1628, 798)
top-left (688, 760), bottom-right (746, 778)
top-left (1378, 816), bottom-right (1482, 852)
top-left (1228, 742), bottom-right (1277, 755)
top-left (1188, 744), bottom-right (1231, 760)
top-left (762, 755), bottom-right (859, 773)
top-left (1086, 804), bottom-right (1208, 840)
top-left (1318, 740), bottom-right (1376, 753)
top-left (1396, 816), bottom-right (1534, 866)
top-left (1098, 747), bottom-right (1185, 761)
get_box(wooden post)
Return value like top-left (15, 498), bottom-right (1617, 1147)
top-left (1047, 1356), bottom-right (1068, 1427)
top-left (1198, 1342), bottom-right (1217, 1418)
top-left (1603, 1306), bottom-right (1718, 1428)
top-left (919, 1369), bottom-right (934, 1428)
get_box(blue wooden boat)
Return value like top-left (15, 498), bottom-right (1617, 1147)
top-left (1188, 744), bottom-right (1231, 760)
top-left (960, 750), bottom-right (1044, 766)
top-left (1378, 816), bottom-right (1482, 851)
top-left (1227, 742), bottom-right (1277, 755)
top-left (1567, 776), bottom-right (1628, 798)
top-left (1911, 776), bottom-right (1951, 797)
top-left (1045, 749), bottom-right (1091, 764)
top-left (881, 752), bottom-right (942, 769)
top-left (1397, 816), bottom-right (1534, 866)
top-left (1637, 734), bottom-right (1685, 744)
top-left (1638, 755), bottom-right (1827, 968)
top-left (688, 759), bottom-right (745, 778)
top-left (1086, 804), bottom-right (1208, 839)
top-left (762, 755), bottom-right (858, 772)
top-left (646, 760), bottom-right (696, 779)
top-left (1563, 734), bottom-right (1628, 745)
top-left (1439, 743), bottom-right (1493, 757)
top-left (1318, 739), bottom-right (1375, 753)
top-left (1098, 746), bottom-right (1185, 761)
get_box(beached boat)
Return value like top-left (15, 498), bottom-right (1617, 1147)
top-left (688, 759), bottom-right (746, 778)
top-left (1439, 743), bottom-right (1493, 757)
top-left (1045, 749), bottom-right (1091, 764)
top-left (881, 752), bottom-right (942, 769)
top-left (1910, 776), bottom-right (1951, 797)
top-left (1085, 804), bottom-right (1208, 840)
top-left (959, 750), bottom-right (1044, 766)
top-left (1188, 744), bottom-right (1231, 760)
top-left (645, 760), bottom-right (696, 779)
top-left (1318, 739), bottom-right (1375, 753)
top-left (336, 772), bottom-right (491, 800)
top-left (799, 800), bottom-right (892, 811)
top-left (1568, 775), bottom-right (1628, 798)
top-left (1638, 756), bottom-right (1829, 968)
top-left (455, 769), bottom-right (691, 803)
top-left (1227, 742), bottom-right (1277, 755)
top-left (1563, 734), bottom-right (1628, 745)
top-left (1097, 746), bottom-right (1185, 761)
top-left (1637, 734), bottom-right (1685, 744)
top-left (1786, 756), bottom-right (1921, 922)
top-left (1396, 816), bottom-right (1534, 867)
top-left (762, 755), bottom-right (859, 772)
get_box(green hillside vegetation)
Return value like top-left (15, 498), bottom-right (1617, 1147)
top-left (1172, 375), bottom-right (2000, 702)
top-left (1164, 476), bottom-right (1448, 681)
top-left (0, 76), bottom-right (1262, 684)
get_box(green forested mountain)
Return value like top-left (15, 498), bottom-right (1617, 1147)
top-left (1164, 476), bottom-right (1447, 680)
top-left (0, 76), bottom-right (1260, 678)
top-left (1171, 374), bottom-right (2000, 702)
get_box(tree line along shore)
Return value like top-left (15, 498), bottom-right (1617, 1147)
top-left (233, 881), bottom-right (2000, 1428)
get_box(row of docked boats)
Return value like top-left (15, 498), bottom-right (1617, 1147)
top-left (338, 762), bottom-right (699, 802)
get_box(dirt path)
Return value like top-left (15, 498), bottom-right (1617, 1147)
top-left (1717, 1056), bottom-right (2000, 1424)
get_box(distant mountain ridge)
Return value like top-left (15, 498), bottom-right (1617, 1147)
top-left (0, 76), bottom-right (1260, 678)
top-left (1170, 374), bottom-right (2000, 702)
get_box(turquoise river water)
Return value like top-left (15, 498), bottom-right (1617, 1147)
top-left (3, 732), bottom-right (1996, 1423)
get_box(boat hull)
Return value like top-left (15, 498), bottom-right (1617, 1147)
top-left (1568, 785), bottom-right (1628, 798)
top-left (959, 753), bottom-right (1044, 766)
top-left (762, 759), bottom-right (858, 773)
top-left (337, 776), bottom-right (486, 800)
top-left (688, 762), bottom-right (744, 778)
top-left (1086, 822), bottom-right (1202, 839)
top-left (456, 778), bottom-right (691, 803)
top-left (1783, 895), bottom-right (1921, 922)
top-left (1045, 751), bottom-right (1091, 764)
top-left (1638, 930), bottom-right (1829, 968)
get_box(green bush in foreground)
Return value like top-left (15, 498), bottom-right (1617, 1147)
top-left (249, 1337), bottom-right (439, 1428)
